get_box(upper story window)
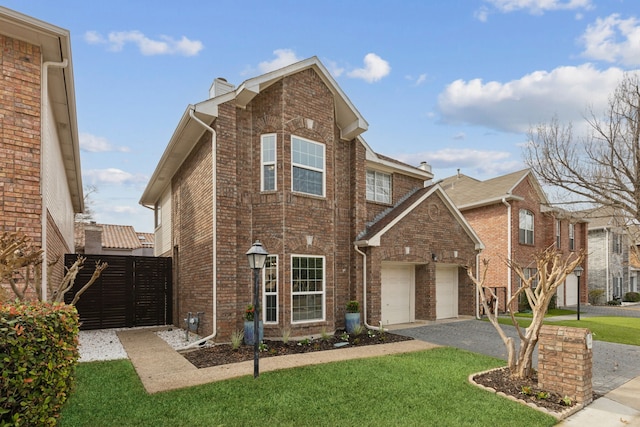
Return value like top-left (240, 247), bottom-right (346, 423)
top-left (519, 209), bottom-right (534, 245)
top-left (261, 134), bottom-right (277, 191)
top-left (555, 219), bottom-right (561, 248)
top-left (613, 233), bottom-right (623, 254)
top-left (569, 223), bottom-right (575, 251)
top-left (366, 170), bottom-right (391, 204)
top-left (291, 136), bottom-right (325, 196)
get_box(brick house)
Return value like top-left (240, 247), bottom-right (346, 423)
top-left (140, 57), bottom-right (483, 340)
top-left (441, 169), bottom-right (588, 313)
top-left (579, 206), bottom-right (636, 303)
top-left (0, 7), bottom-right (83, 298)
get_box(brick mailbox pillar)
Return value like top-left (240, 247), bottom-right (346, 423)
top-left (538, 325), bottom-right (593, 404)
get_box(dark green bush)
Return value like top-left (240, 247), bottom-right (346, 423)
top-left (607, 299), bottom-right (622, 306)
top-left (623, 291), bottom-right (640, 302)
top-left (0, 301), bottom-right (79, 426)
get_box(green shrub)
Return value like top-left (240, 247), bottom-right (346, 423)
top-left (607, 299), bottom-right (622, 306)
top-left (623, 292), bottom-right (640, 302)
top-left (589, 289), bottom-right (605, 305)
top-left (0, 301), bottom-right (79, 426)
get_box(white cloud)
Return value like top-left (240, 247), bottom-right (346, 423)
top-left (395, 148), bottom-right (522, 177)
top-left (483, 0), bottom-right (593, 15)
top-left (80, 133), bottom-right (130, 153)
top-left (406, 73), bottom-right (428, 86)
top-left (347, 53), bottom-right (391, 83)
top-left (258, 49), bottom-right (302, 73)
top-left (325, 60), bottom-right (345, 78)
top-left (437, 64), bottom-right (626, 133)
top-left (84, 30), bottom-right (203, 56)
top-left (107, 205), bottom-right (138, 214)
top-left (84, 168), bottom-right (147, 186)
top-left (580, 14), bottom-right (640, 66)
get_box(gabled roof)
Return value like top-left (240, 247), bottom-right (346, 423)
top-left (75, 223), bottom-right (150, 250)
top-left (0, 6), bottom-right (83, 212)
top-left (140, 57), bottom-right (368, 206)
top-left (578, 205), bottom-right (632, 230)
top-left (440, 169), bottom-right (547, 210)
top-left (359, 137), bottom-right (433, 181)
top-left (355, 184), bottom-right (483, 250)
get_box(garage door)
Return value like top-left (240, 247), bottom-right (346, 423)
top-left (564, 274), bottom-right (578, 306)
top-left (381, 263), bottom-right (414, 325)
top-left (436, 265), bottom-right (458, 319)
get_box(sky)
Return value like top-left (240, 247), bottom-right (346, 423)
top-left (3, 0), bottom-right (639, 233)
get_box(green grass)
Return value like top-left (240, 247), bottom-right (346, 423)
top-left (60, 348), bottom-right (556, 427)
top-left (494, 316), bottom-right (640, 346)
top-left (514, 308), bottom-right (576, 318)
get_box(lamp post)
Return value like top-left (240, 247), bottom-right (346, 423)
top-left (246, 240), bottom-right (268, 378)
top-left (574, 265), bottom-right (583, 321)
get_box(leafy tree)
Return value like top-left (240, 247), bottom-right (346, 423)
top-left (467, 247), bottom-right (585, 379)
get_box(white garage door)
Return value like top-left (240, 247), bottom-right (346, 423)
top-left (564, 274), bottom-right (578, 306)
top-left (381, 263), bottom-right (414, 325)
top-left (436, 265), bottom-right (458, 319)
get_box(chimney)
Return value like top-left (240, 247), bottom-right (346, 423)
top-left (418, 161), bottom-right (432, 173)
top-left (84, 222), bottom-right (103, 254)
top-left (209, 77), bottom-right (235, 99)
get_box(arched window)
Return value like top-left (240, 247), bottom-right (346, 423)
top-left (519, 209), bottom-right (534, 245)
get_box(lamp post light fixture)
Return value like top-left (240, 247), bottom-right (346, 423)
top-left (574, 265), bottom-right (584, 321)
top-left (246, 240), bottom-right (268, 378)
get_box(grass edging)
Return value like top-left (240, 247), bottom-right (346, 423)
top-left (468, 367), bottom-right (584, 421)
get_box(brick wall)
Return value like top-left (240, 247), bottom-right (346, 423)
top-left (0, 35), bottom-right (42, 243)
top-left (538, 325), bottom-right (593, 404)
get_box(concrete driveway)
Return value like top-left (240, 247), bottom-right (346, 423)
top-left (393, 305), bottom-right (640, 395)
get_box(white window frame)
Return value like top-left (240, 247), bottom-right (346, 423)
top-left (291, 135), bottom-right (325, 197)
top-left (366, 170), bottom-right (392, 203)
top-left (519, 209), bottom-right (534, 245)
top-left (555, 219), bottom-right (561, 249)
top-left (262, 255), bottom-right (278, 324)
top-left (261, 134), bottom-right (277, 192)
top-left (290, 254), bottom-right (325, 323)
top-left (569, 223), bottom-right (575, 251)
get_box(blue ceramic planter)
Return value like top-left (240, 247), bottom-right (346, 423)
top-left (244, 320), bottom-right (264, 345)
top-left (345, 312), bottom-right (360, 334)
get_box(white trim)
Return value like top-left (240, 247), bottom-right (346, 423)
top-left (366, 169), bottom-right (391, 204)
top-left (290, 254), bottom-right (326, 324)
top-left (263, 255), bottom-right (279, 324)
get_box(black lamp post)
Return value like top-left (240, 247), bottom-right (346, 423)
top-left (574, 265), bottom-right (583, 321)
top-left (246, 240), bottom-right (268, 378)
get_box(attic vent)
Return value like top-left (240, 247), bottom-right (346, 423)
top-left (209, 77), bottom-right (235, 98)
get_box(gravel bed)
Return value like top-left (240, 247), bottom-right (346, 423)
top-left (78, 326), bottom-right (207, 362)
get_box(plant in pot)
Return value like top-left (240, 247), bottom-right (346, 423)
top-left (243, 304), bottom-right (263, 345)
top-left (345, 300), bottom-right (361, 334)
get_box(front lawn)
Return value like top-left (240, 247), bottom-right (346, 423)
top-left (60, 347), bottom-right (556, 427)
top-left (495, 316), bottom-right (640, 346)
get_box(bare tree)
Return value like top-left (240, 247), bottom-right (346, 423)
top-left (0, 230), bottom-right (106, 303)
top-left (524, 73), bottom-right (640, 224)
top-left (468, 247), bottom-right (585, 379)
top-left (75, 184), bottom-right (98, 223)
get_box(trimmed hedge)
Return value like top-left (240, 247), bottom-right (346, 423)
top-left (0, 301), bottom-right (79, 427)
top-left (623, 292), bottom-right (640, 302)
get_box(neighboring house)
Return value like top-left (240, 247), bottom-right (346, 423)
top-left (140, 57), bottom-right (483, 340)
top-left (441, 169), bottom-right (589, 312)
top-left (75, 222), bottom-right (155, 256)
top-left (0, 7), bottom-right (83, 298)
top-left (579, 206), bottom-right (635, 302)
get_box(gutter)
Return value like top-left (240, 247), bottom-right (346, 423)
top-left (354, 243), bottom-right (384, 331)
top-left (183, 107), bottom-right (218, 349)
top-left (502, 198), bottom-right (512, 311)
top-left (41, 58), bottom-right (69, 301)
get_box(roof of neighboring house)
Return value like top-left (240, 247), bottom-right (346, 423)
top-left (440, 169), bottom-right (547, 210)
top-left (75, 223), bottom-right (153, 250)
top-left (0, 6), bottom-right (83, 213)
top-left (136, 232), bottom-right (155, 249)
top-left (140, 56), bottom-right (374, 207)
top-left (355, 184), bottom-right (483, 250)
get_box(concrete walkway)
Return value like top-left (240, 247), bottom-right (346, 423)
top-left (116, 327), bottom-right (439, 394)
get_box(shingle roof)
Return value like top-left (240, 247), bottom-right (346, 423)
top-left (75, 222), bottom-right (148, 250)
top-left (577, 206), bottom-right (630, 229)
top-left (440, 169), bottom-right (539, 209)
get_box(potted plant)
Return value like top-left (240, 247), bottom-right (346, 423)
top-left (243, 304), bottom-right (263, 345)
top-left (345, 300), bottom-right (360, 334)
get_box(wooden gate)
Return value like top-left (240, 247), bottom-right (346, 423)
top-left (64, 254), bottom-right (172, 330)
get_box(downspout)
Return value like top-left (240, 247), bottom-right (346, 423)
top-left (502, 198), bottom-right (512, 312)
top-left (354, 244), bottom-right (384, 331)
top-left (475, 252), bottom-right (481, 319)
top-left (41, 59), bottom-right (69, 301)
top-left (183, 107), bottom-right (217, 349)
